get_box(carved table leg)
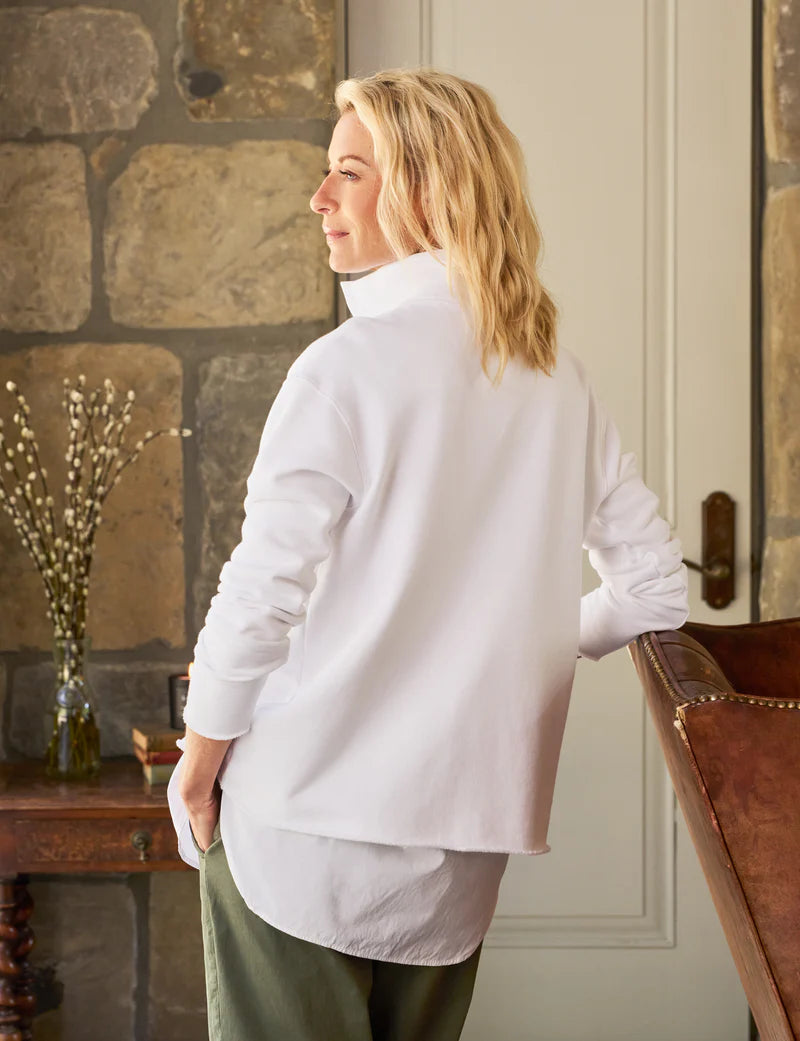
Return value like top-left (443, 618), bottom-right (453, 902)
top-left (0, 877), bottom-right (34, 1041)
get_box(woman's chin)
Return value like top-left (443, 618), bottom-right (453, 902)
top-left (328, 257), bottom-right (348, 274)
top-left (325, 243), bottom-right (393, 275)
top-left (326, 248), bottom-right (355, 274)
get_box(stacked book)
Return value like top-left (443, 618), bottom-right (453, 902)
top-left (132, 721), bottom-right (184, 785)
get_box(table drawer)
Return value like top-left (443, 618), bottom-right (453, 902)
top-left (14, 817), bottom-right (186, 871)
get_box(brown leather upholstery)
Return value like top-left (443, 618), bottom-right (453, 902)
top-left (629, 620), bottom-right (800, 1041)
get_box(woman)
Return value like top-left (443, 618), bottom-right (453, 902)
top-left (169, 67), bottom-right (689, 1040)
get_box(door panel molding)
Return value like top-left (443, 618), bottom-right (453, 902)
top-left (348, 0), bottom-right (682, 950)
top-left (644, 0), bottom-right (679, 525)
top-left (487, 722), bottom-right (675, 948)
top-left (462, 0), bottom-right (677, 951)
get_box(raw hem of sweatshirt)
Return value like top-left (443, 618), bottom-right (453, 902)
top-left (219, 781), bottom-right (551, 856)
top-left (221, 825), bottom-right (485, 967)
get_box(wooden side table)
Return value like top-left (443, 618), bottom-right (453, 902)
top-left (0, 758), bottom-right (189, 1041)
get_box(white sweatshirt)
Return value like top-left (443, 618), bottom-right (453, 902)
top-left (183, 247), bottom-right (689, 854)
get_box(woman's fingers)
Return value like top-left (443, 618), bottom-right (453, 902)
top-left (188, 783), bottom-right (221, 851)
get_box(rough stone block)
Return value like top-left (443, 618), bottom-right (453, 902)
top-left (176, 0), bottom-right (335, 121)
top-left (193, 349), bottom-right (302, 633)
top-left (760, 535), bottom-right (800, 620)
top-left (27, 878), bottom-right (135, 1041)
top-left (9, 660), bottom-right (181, 758)
top-left (0, 8), bottom-right (158, 138)
top-left (0, 144), bottom-right (91, 333)
top-left (148, 872), bottom-right (207, 1040)
top-left (764, 0), bottom-right (800, 162)
top-left (0, 344), bottom-right (186, 651)
top-left (104, 141), bottom-right (333, 328)
top-left (762, 185), bottom-right (800, 518)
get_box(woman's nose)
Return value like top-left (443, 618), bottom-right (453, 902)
top-left (310, 182), bottom-right (336, 214)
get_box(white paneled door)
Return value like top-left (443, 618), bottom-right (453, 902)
top-left (346, 2), bottom-right (753, 1038)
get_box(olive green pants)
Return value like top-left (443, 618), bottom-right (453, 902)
top-left (195, 825), bottom-right (483, 1041)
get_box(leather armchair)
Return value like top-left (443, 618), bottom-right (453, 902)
top-left (628, 619), bottom-right (800, 1041)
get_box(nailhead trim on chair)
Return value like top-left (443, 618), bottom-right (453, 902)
top-left (684, 693), bottom-right (800, 710)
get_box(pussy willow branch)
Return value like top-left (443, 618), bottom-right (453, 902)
top-left (1, 377), bottom-right (191, 643)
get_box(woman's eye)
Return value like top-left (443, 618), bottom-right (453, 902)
top-left (321, 169), bottom-right (357, 181)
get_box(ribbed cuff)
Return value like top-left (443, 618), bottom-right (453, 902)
top-left (181, 658), bottom-right (264, 739)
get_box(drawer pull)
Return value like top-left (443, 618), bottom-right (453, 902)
top-left (130, 830), bottom-right (151, 862)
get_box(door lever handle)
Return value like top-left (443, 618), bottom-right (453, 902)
top-left (685, 491), bottom-right (735, 609)
top-left (684, 558), bottom-right (731, 581)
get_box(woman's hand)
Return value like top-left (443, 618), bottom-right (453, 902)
top-left (178, 726), bottom-right (233, 851)
top-left (185, 780), bottom-right (222, 852)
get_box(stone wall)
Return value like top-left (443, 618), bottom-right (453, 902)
top-left (761, 0), bottom-right (800, 619)
top-left (0, 2), bottom-right (338, 1038)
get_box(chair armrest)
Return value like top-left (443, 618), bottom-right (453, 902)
top-left (682, 618), bottom-right (800, 702)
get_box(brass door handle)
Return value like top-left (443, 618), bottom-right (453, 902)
top-left (684, 558), bottom-right (731, 581)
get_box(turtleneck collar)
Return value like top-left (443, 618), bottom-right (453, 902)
top-left (339, 248), bottom-right (459, 318)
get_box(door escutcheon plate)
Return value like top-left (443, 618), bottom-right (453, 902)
top-left (684, 491), bottom-right (735, 609)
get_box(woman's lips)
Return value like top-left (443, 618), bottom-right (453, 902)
top-left (325, 231), bottom-right (348, 239)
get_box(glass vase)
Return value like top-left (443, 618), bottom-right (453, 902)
top-left (45, 637), bottom-right (101, 780)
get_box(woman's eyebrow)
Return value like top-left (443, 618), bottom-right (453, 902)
top-left (327, 153), bottom-right (371, 167)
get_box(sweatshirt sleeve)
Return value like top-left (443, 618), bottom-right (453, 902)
top-left (578, 394), bottom-right (689, 661)
top-left (182, 373), bottom-right (363, 739)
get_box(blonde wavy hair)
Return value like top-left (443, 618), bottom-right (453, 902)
top-left (333, 67), bottom-right (559, 386)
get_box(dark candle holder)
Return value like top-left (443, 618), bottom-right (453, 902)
top-left (168, 672), bottom-right (190, 730)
